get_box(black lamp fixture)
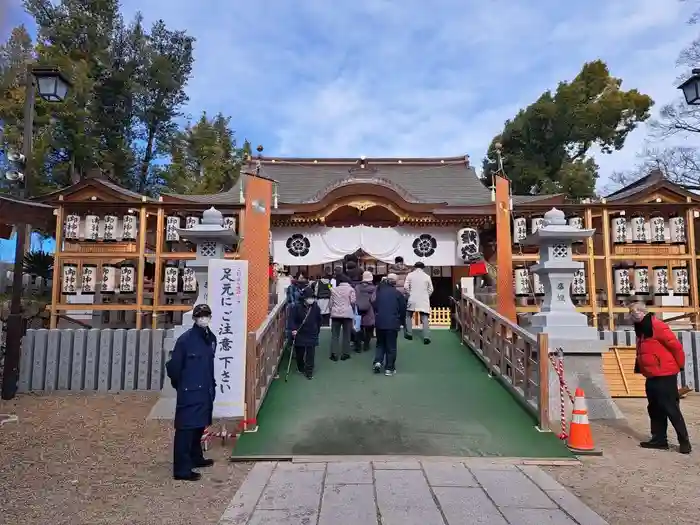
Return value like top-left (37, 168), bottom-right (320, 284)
top-left (32, 66), bottom-right (72, 102)
top-left (678, 68), bottom-right (700, 106)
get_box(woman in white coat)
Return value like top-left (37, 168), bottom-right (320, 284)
top-left (404, 261), bottom-right (434, 344)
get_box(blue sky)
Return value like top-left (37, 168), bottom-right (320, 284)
top-left (4, 0), bottom-right (700, 189)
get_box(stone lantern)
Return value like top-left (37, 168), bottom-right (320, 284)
top-left (522, 207), bottom-right (622, 420)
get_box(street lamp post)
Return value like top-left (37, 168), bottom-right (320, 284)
top-left (678, 68), bottom-right (700, 106)
top-left (1, 66), bottom-right (71, 400)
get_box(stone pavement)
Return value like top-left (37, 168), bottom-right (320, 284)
top-left (217, 458), bottom-right (608, 525)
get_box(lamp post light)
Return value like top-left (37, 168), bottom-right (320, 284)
top-left (1, 66), bottom-right (71, 400)
top-left (678, 68), bottom-right (700, 106)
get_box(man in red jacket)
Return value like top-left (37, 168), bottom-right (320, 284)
top-left (630, 302), bottom-right (691, 454)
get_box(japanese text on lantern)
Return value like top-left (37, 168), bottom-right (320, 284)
top-left (207, 259), bottom-right (248, 419)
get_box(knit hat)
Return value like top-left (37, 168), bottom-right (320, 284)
top-left (362, 271), bottom-right (373, 282)
top-left (386, 273), bottom-right (398, 282)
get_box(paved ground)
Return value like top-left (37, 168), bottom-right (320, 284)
top-left (232, 330), bottom-right (570, 458)
top-left (218, 458), bottom-right (608, 525)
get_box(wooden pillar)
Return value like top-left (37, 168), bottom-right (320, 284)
top-left (151, 202), bottom-right (165, 329)
top-left (686, 199), bottom-right (699, 328)
top-left (49, 204), bottom-right (64, 329)
top-left (494, 175), bottom-right (516, 322)
top-left (135, 200), bottom-right (147, 330)
top-left (239, 174), bottom-right (273, 332)
top-left (584, 207), bottom-right (598, 328)
top-left (601, 203), bottom-right (615, 329)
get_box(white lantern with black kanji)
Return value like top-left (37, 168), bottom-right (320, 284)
top-left (532, 271), bottom-right (545, 297)
top-left (185, 216), bottom-right (199, 229)
top-left (633, 267), bottom-right (650, 295)
top-left (513, 217), bottom-right (527, 244)
top-left (81, 264), bottom-right (97, 294)
top-left (672, 266), bottom-right (690, 296)
top-left (613, 265), bottom-right (632, 296)
top-left (122, 213), bottom-right (137, 241)
top-left (457, 227), bottom-right (480, 262)
top-left (514, 267), bottom-right (531, 297)
top-left (669, 215), bottom-right (686, 244)
top-left (119, 263), bottom-right (135, 293)
top-left (653, 266), bottom-right (669, 296)
top-left (101, 264), bottom-right (117, 294)
top-left (165, 216), bottom-right (180, 242)
top-left (611, 216), bottom-right (627, 244)
top-left (223, 216), bottom-right (236, 231)
top-left (567, 215), bottom-right (584, 244)
top-left (571, 268), bottom-right (587, 297)
top-left (531, 217), bottom-right (544, 234)
top-left (64, 214), bottom-right (80, 240)
top-left (649, 215), bottom-right (665, 244)
top-left (182, 267), bottom-right (197, 293)
top-left (62, 263), bottom-right (78, 295)
top-left (630, 214), bottom-right (647, 243)
top-left (163, 265), bottom-right (179, 294)
top-left (84, 214), bottom-right (99, 241)
top-left (103, 214), bottom-right (118, 241)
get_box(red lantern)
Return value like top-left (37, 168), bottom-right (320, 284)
top-left (467, 261), bottom-right (488, 277)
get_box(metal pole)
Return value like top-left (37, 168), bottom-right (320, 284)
top-left (1, 67), bottom-right (35, 400)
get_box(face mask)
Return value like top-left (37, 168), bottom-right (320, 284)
top-left (305, 298), bottom-right (315, 305)
top-left (195, 316), bottom-right (211, 328)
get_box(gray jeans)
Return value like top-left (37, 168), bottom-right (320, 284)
top-left (405, 311), bottom-right (430, 340)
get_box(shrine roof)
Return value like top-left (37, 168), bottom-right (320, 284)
top-left (605, 168), bottom-right (700, 203)
top-left (34, 176), bottom-right (150, 203)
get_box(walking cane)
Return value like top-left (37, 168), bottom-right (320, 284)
top-left (285, 306), bottom-right (312, 382)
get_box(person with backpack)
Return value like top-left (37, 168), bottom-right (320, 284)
top-left (329, 273), bottom-right (356, 361)
top-left (355, 271), bottom-right (376, 352)
top-left (313, 269), bottom-right (333, 326)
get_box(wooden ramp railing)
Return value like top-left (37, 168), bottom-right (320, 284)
top-left (245, 299), bottom-right (288, 425)
top-left (454, 294), bottom-right (550, 430)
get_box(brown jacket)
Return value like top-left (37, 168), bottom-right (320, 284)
top-left (388, 263), bottom-right (411, 291)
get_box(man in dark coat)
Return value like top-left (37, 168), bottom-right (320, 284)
top-left (290, 287), bottom-right (323, 379)
top-left (371, 273), bottom-right (407, 376)
top-left (166, 304), bottom-right (217, 481)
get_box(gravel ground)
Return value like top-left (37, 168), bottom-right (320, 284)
top-left (546, 395), bottom-right (700, 525)
top-left (0, 393), bottom-right (251, 525)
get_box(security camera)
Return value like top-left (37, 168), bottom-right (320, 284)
top-left (5, 170), bottom-right (24, 182)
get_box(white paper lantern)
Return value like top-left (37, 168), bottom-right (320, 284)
top-left (81, 264), bottom-right (97, 294)
top-left (669, 215), bottom-right (686, 244)
top-left (652, 266), bottom-right (669, 296)
top-left (513, 217), bottom-right (527, 244)
top-left (119, 264), bottom-right (135, 293)
top-left (613, 265), bottom-right (632, 296)
top-left (62, 264), bottom-right (78, 295)
top-left (103, 214), bottom-right (118, 242)
top-left (182, 267), bottom-right (197, 293)
top-left (185, 216), bottom-right (199, 229)
top-left (514, 267), bottom-right (531, 297)
top-left (531, 217), bottom-right (544, 234)
top-left (223, 216), bottom-right (236, 230)
top-left (164, 265), bottom-right (179, 294)
top-left (630, 215), bottom-right (647, 243)
top-left (649, 215), bottom-right (665, 244)
top-left (122, 214), bottom-right (137, 241)
top-left (633, 267), bottom-right (650, 295)
top-left (165, 216), bottom-right (181, 242)
top-left (64, 214), bottom-right (81, 240)
top-left (611, 216), bottom-right (627, 244)
top-left (457, 227), bottom-right (480, 261)
top-left (571, 268), bottom-right (587, 297)
top-left (84, 214), bottom-right (99, 241)
top-left (101, 264), bottom-right (117, 294)
top-left (672, 266), bottom-right (690, 296)
top-left (532, 271), bottom-right (545, 296)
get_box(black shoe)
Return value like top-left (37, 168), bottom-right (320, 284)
top-left (340, 353), bottom-right (351, 361)
top-left (404, 334), bottom-right (413, 341)
top-left (305, 373), bottom-right (313, 380)
top-left (373, 362), bottom-right (382, 374)
top-left (194, 458), bottom-right (214, 468)
top-left (174, 471), bottom-right (202, 481)
top-left (640, 440), bottom-right (669, 450)
top-left (297, 365), bottom-right (305, 374)
top-left (424, 338), bottom-right (431, 345)
top-left (354, 347), bottom-right (362, 353)
top-left (679, 442), bottom-right (692, 454)
top-left (330, 354), bottom-right (338, 361)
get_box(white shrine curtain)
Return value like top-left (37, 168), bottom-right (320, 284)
top-left (271, 226), bottom-right (459, 266)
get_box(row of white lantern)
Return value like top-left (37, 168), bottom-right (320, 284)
top-left (62, 263), bottom-right (136, 295)
top-left (63, 213), bottom-right (237, 242)
top-left (513, 267), bottom-right (588, 297)
top-left (613, 265), bottom-right (689, 297)
top-left (513, 216), bottom-right (584, 245)
top-left (610, 214), bottom-right (686, 245)
top-left (163, 266), bottom-right (198, 294)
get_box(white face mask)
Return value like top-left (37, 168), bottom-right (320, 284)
top-left (305, 298), bottom-right (315, 305)
top-left (195, 316), bottom-right (211, 328)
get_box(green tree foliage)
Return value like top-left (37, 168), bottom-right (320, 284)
top-left (161, 112), bottom-right (250, 194)
top-left (483, 60), bottom-right (653, 199)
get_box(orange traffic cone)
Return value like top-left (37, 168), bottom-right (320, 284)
top-left (567, 388), bottom-right (602, 456)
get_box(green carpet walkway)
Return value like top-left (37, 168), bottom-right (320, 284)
top-left (231, 330), bottom-right (571, 458)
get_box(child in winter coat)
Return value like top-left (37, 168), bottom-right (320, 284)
top-left (290, 287), bottom-right (322, 379)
